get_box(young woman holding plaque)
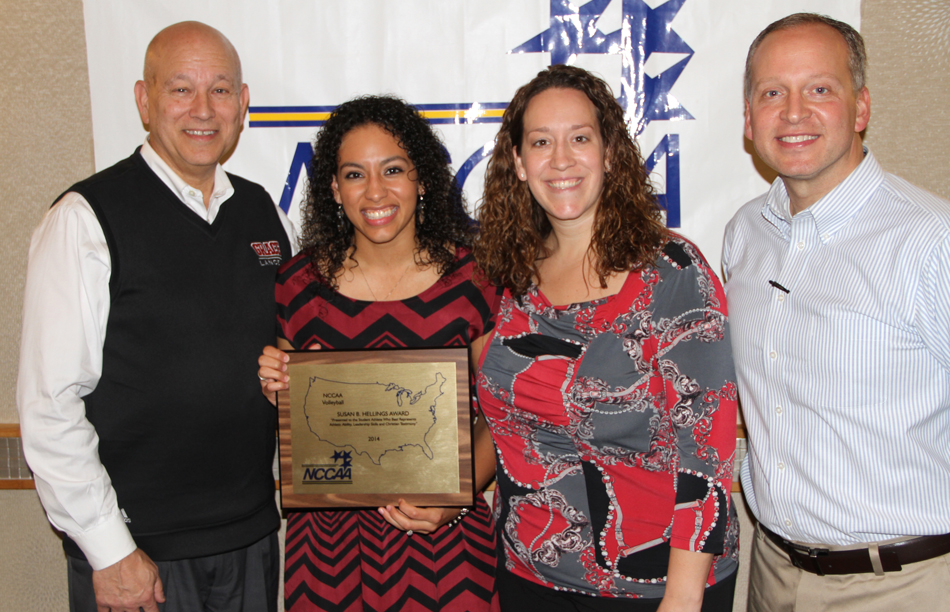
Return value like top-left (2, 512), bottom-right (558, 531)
top-left (473, 65), bottom-right (739, 611)
top-left (257, 96), bottom-right (500, 611)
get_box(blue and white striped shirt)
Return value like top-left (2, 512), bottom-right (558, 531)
top-left (723, 150), bottom-right (950, 545)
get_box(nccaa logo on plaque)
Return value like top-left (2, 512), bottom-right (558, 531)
top-left (302, 451), bottom-right (354, 486)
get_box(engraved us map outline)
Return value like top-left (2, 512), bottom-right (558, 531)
top-left (302, 371), bottom-right (448, 465)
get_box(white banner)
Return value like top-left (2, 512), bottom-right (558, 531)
top-left (82, 0), bottom-right (860, 274)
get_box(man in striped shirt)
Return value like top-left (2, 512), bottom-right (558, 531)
top-left (723, 13), bottom-right (950, 611)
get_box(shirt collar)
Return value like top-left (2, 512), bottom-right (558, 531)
top-left (139, 139), bottom-right (235, 222)
top-left (760, 147), bottom-right (885, 244)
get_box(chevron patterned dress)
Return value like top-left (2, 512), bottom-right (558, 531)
top-left (276, 249), bottom-right (502, 612)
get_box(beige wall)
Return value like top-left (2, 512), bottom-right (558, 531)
top-left (1, 0), bottom-right (91, 608)
top-left (862, 1), bottom-right (950, 198)
top-left (1, 1), bottom-right (947, 610)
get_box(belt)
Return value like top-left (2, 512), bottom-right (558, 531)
top-left (762, 527), bottom-right (950, 576)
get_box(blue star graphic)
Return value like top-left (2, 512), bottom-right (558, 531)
top-left (510, 0), bottom-right (615, 65)
top-left (332, 450), bottom-right (353, 468)
top-left (511, 0), bottom-right (694, 135)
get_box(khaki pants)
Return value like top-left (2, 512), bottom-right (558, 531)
top-left (748, 525), bottom-right (950, 612)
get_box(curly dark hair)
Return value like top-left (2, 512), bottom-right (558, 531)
top-left (475, 65), bottom-right (669, 297)
top-left (299, 95), bottom-right (475, 285)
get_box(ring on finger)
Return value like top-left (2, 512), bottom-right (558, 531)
top-left (406, 529), bottom-right (413, 537)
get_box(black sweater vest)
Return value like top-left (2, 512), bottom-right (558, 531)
top-left (62, 150), bottom-right (289, 561)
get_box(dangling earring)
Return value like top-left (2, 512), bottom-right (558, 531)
top-left (337, 205), bottom-right (347, 229)
top-left (417, 194), bottom-right (425, 226)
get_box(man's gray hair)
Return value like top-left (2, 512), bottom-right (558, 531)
top-left (744, 13), bottom-right (867, 101)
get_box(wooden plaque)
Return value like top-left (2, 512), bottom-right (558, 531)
top-left (277, 347), bottom-right (474, 509)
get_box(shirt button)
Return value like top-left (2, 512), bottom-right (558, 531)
top-left (776, 406), bottom-right (783, 414)
top-left (785, 519), bottom-right (792, 527)
top-left (777, 293), bottom-right (785, 302)
top-left (778, 462), bottom-right (785, 470)
top-left (797, 241), bottom-right (805, 250)
top-left (769, 351), bottom-right (777, 360)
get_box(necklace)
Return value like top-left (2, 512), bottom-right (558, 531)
top-left (357, 261), bottom-right (413, 301)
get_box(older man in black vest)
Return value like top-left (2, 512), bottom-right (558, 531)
top-left (17, 21), bottom-right (294, 612)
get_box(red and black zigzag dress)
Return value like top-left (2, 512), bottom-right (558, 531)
top-left (277, 248), bottom-right (502, 612)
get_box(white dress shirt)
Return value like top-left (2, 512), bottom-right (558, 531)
top-left (723, 149), bottom-right (950, 545)
top-left (16, 140), bottom-right (296, 570)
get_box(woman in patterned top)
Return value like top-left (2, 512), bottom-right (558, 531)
top-left (474, 65), bottom-right (739, 611)
top-left (257, 96), bottom-right (500, 611)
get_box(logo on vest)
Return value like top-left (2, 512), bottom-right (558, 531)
top-left (302, 450), bottom-right (353, 485)
top-left (250, 241), bottom-right (282, 266)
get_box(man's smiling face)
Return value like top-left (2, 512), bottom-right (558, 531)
top-left (134, 24), bottom-right (249, 189)
top-left (745, 23), bottom-right (870, 211)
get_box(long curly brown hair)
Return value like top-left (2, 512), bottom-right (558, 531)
top-left (299, 95), bottom-right (475, 286)
top-left (475, 65), bottom-right (668, 297)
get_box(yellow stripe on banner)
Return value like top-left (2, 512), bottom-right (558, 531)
top-left (418, 109), bottom-right (506, 121)
top-left (249, 112), bottom-right (332, 122)
top-left (249, 108), bottom-right (505, 124)
top-left (419, 110), bottom-right (463, 120)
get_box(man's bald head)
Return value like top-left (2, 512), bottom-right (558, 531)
top-left (143, 21), bottom-right (243, 87)
top-left (134, 20), bottom-right (249, 197)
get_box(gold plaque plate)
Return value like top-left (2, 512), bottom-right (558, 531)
top-left (277, 347), bottom-right (473, 509)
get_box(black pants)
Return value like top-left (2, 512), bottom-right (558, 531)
top-left (68, 531), bottom-right (279, 612)
top-left (497, 567), bottom-right (737, 612)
